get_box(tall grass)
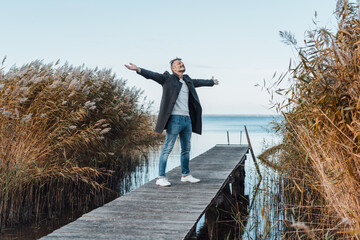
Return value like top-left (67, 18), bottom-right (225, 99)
top-left (0, 60), bottom-right (160, 227)
top-left (261, 0), bottom-right (360, 238)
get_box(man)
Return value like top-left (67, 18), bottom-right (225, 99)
top-left (125, 58), bottom-right (219, 187)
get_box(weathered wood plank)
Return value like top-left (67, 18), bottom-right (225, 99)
top-left (41, 144), bottom-right (248, 240)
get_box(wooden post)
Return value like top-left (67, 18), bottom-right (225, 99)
top-left (227, 131), bottom-right (230, 145)
top-left (244, 125), bottom-right (262, 179)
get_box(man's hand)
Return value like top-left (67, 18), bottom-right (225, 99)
top-left (212, 76), bottom-right (219, 85)
top-left (124, 63), bottom-right (140, 73)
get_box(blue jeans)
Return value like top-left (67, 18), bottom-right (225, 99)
top-left (159, 115), bottom-right (192, 177)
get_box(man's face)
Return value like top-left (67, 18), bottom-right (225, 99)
top-left (171, 60), bottom-right (186, 73)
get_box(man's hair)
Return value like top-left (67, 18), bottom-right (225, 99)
top-left (170, 57), bottom-right (182, 68)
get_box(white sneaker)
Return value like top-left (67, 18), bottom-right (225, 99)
top-left (156, 177), bottom-right (171, 187)
top-left (181, 175), bottom-right (200, 183)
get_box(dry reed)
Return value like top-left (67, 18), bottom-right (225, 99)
top-left (261, 0), bottom-right (360, 238)
top-left (0, 60), bottom-right (160, 227)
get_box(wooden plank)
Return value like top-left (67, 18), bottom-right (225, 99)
top-left (41, 144), bottom-right (248, 240)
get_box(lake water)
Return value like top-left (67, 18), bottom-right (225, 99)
top-left (1, 114), bottom-right (282, 239)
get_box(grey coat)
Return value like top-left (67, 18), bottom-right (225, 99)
top-left (137, 68), bottom-right (214, 135)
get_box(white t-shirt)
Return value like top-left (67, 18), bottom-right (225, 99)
top-left (171, 78), bottom-right (189, 116)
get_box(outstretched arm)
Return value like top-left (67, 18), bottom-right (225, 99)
top-left (193, 76), bottom-right (219, 88)
top-left (124, 62), bottom-right (166, 85)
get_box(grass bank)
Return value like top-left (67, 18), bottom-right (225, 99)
top-left (260, 1), bottom-right (360, 238)
top-left (0, 60), bottom-right (160, 227)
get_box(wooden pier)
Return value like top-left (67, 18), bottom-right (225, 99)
top-left (41, 144), bottom-right (249, 240)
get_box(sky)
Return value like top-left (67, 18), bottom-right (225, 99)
top-left (0, 0), bottom-right (339, 115)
